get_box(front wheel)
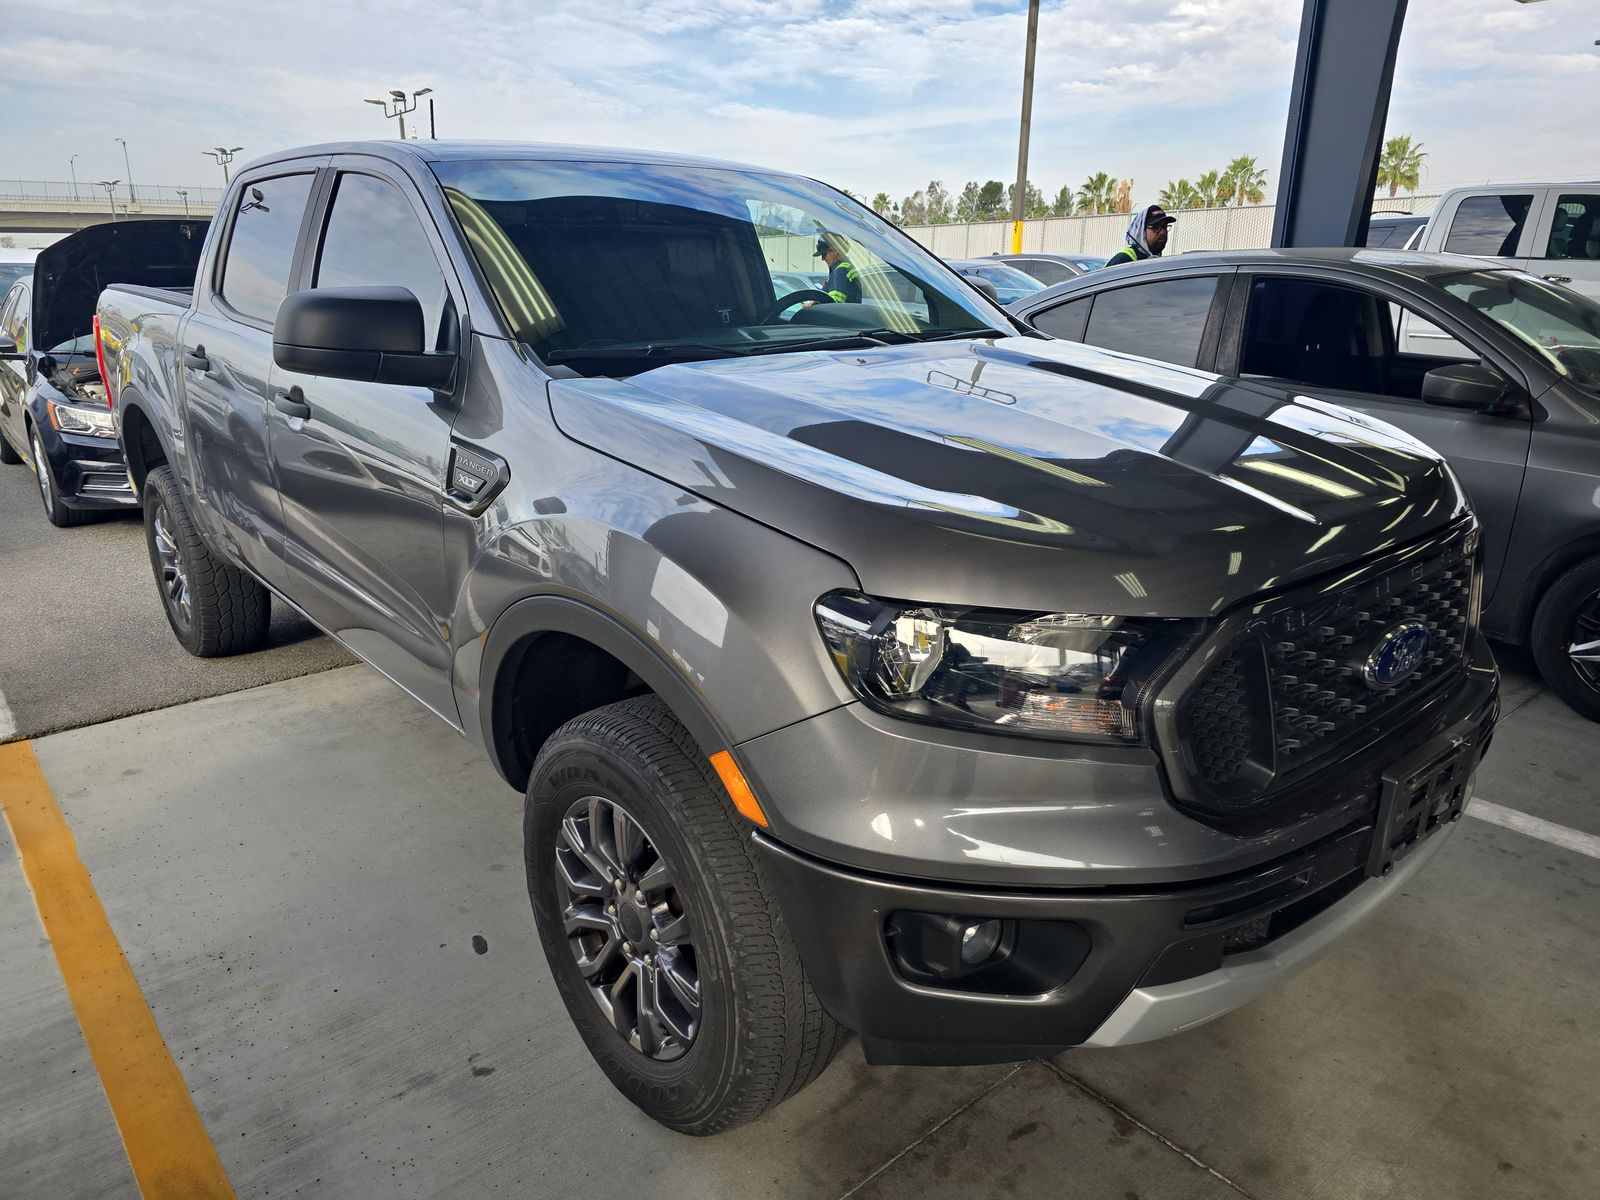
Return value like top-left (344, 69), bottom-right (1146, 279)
top-left (526, 696), bottom-right (844, 1134)
top-left (29, 425), bottom-right (97, 527)
top-left (142, 464), bottom-right (271, 657)
top-left (1531, 554), bottom-right (1600, 721)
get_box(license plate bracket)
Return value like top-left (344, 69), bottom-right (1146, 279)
top-left (1367, 719), bottom-right (1484, 878)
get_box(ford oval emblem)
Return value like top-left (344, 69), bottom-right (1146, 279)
top-left (1364, 622), bottom-right (1432, 689)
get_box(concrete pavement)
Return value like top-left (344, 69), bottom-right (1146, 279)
top-left (2, 658), bottom-right (1597, 1199)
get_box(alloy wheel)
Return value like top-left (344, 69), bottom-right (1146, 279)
top-left (29, 430), bottom-right (51, 514)
top-left (1566, 592), bottom-right (1600, 693)
top-left (554, 794), bottom-right (701, 1061)
top-left (151, 501), bottom-right (192, 628)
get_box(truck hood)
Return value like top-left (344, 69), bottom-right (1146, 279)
top-left (548, 337), bottom-right (1465, 616)
top-left (33, 220), bottom-right (208, 355)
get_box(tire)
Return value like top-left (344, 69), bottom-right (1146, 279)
top-left (0, 427), bottom-right (20, 464)
top-left (1531, 554), bottom-right (1600, 721)
top-left (29, 424), bottom-right (98, 527)
top-left (525, 696), bottom-right (845, 1135)
top-left (142, 464), bottom-right (271, 657)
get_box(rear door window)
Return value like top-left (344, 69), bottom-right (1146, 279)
top-left (1442, 194), bottom-right (1535, 258)
top-left (1030, 296), bottom-right (1092, 342)
top-left (1020, 258), bottom-right (1076, 286)
top-left (1542, 194), bottom-right (1600, 262)
top-left (218, 173), bottom-right (316, 325)
top-left (314, 173), bottom-right (451, 349)
top-left (1080, 276), bottom-right (1219, 367)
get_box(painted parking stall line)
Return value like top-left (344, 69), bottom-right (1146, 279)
top-left (1467, 796), bottom-right (1600, 861)
top-left (0, 740), bottom-right (237, 1200)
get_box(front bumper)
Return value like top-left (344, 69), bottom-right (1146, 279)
top-left (39, 425), bottom-right (135, 510)
top-left (752, 645), bottom-right (1497, 1065)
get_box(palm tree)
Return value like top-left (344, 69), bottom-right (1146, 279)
top-left (1076, 171), bottom-right (1115, 215)
top-left (1195, 170), bottom-right (1227, 208)
top-left (1159, 179), bottom-right (1201, 211)
top-left (871, 192), bottom-right (892, 216)
top-left (1376, 135), bottom-right (1427, 197)
top-left (1224, 155), bottom-right (1268, 206)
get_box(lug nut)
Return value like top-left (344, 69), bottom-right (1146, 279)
top-left (634, 889), bottom-right (645, 903)
top-left (649, 929), bottom-right (659, 941)
top-left (607, 904), bottom-right (617, 915)
top-left (622, 942), bottom-right (632, 955)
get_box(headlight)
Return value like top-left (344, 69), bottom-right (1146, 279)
top-left (48, 399), bottom-right (116, 438)
top-left (814, 591), bottom-right (1192, 744)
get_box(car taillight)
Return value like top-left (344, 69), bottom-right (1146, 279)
top-left (93, 314), bottom-right (114, 409)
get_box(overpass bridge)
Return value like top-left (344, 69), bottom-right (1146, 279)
top-left (0, 181), bottom-right (222, 235)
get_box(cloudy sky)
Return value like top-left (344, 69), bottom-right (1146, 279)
top-left (3, 0), bottom-right (1595, 205)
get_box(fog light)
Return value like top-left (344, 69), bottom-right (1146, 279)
top-left (959, 919), bottom-right (1002, 965)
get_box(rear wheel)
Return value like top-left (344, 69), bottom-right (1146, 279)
top-left (526, 696), bottom-right (844, 1135)
top-left (29, 424), bottom-right (97, 527)
top-left (142, 464), bottom-right (271, 656)
top-left (1531, 554), bottom-right (1600, 721)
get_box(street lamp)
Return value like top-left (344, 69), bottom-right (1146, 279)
top-left (204, 146), bottom-right (244, 183)
top-left (69, 155), bottom-right (81, 202)
top-left (96, 180), bottom-right (122, 220)
top-left (363, 87), bottom-right (431, 140)
top-left (115, 137), bottom-right (137, 205)
top-left (177, 189), bottom-right (190, 218)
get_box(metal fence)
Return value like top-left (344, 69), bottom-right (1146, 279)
top-left (0, 180), bottom-right (226, 206)
top-left (902, 192), bottom-right (1442, 258)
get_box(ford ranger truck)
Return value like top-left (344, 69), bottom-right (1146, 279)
top-left (98, 141), bottom-right (1499, 1135)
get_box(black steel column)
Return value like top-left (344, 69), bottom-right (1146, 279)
top-left (1271, 0), bottom-right (1409, 248)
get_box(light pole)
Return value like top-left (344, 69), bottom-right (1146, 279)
top-left (96, 180), bottom-right (122, 220)
top-left (177, 189), bottom-right (190, 217)
top-left (204, 146), bottom-right (243, 184)
top-left (1010, 0), bottom-right (1040, 254)
top-left (69, 155), bottom-right (81, 202)
top-left (115, 137), bottom-right (137, 205)
top-left (364, 87), bottom-right (431, 140)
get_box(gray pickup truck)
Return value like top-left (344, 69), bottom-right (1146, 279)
top-left (99, 141), bottom-right (1498, 1134)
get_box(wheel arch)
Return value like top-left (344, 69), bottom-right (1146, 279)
top-left (116, 390), bottom-right (172, 493)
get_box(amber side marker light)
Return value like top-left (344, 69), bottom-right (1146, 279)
top-left (710, 750), bottom-right (768, 827)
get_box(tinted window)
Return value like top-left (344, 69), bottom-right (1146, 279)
top-left (1031, 296), bottom-right (1091, 341)
top-left (3, 283), bottom-right (30, 352)
top-left (315, 174), bottom-right (451, 348)
top-left (1443, 194), bottom-right (1533, 258)
top-left (1544, 194), bottom-right (1600, 262)
top-left (1018, 259), bottom-right (1076, 286)
top-left (1081, 277), bottom-right (1217, 367)
top-left (1364, 217), bottom-right (1425, 249)
top-left (220, 174), bottom-right (315, 324)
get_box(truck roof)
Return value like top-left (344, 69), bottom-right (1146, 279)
top-left (1437, 180), bottom-right (1600, 192)
top-left (240, 139), bottom-right (793, 178)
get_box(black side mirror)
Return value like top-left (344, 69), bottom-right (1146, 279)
top-left (273, 287), bottom-right (455, 390)
top-left (966, 277), bottom-right (1000, 303)
top-left (0, 333), bottom-right (19, 360)
top-left (1421, 362), bottom-right (1511, 412)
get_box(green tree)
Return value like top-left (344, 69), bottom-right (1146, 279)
top-left (871, 191), bottom-right (893, 216)
top-left (955, 181), bottom-right (982, 221)
top-left (924, 180), bottom-right (954, 224)
top-left (1376, 135), bottom-right (1427, 197)
top-left (1006, 179), bottom-right (1046, 218)
top-left (900, 188), bottom-right (928, 225)
top-left (1195, 170), bottom-right (1227, 208)
top-left (1223, 155), bottom-right (1268, 206)
top-left (1076, 171), bottom-right (1115, 215)
top-left (1050, 184), bottom-right (1074, 217)
top-left (975, 180), bottom-right (1006, 219)
top-left (1159, 179), bottom-right (1201, 210)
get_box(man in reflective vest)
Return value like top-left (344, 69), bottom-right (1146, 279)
top-left (1105, 204), bottom-right (1177, 267)
top-left (814, 235), bottom-right (862, 303)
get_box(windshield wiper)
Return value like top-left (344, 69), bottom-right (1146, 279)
top-left (543, 344), bottom-right (742, 365)
top-left (913, 326), bottom-right (1015, 343)
top-left (740, 332), bottom-right (903, 355)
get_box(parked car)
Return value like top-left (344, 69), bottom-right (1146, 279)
top-left (0, 221), bottom-right (208, 525)
top-left (1363, 212), bottom-right (1428, 250)
top-left (0, 248), bottom-right (38, 296)
top-left (985, 252), bottom-right (1104, 285)
top-left (947, 258), bottom-right (1048, 304)
top-left (101, 142), bottom-right (1495, 1134)
top-left (1009, 246), bottom-right (1600, 717)
top-left (1416, 182), bottom-right (1600, 301)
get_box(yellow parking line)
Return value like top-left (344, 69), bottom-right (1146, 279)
top-left (0, 740), bottom-right (237, 1199)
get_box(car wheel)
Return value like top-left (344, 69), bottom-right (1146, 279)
top-left (29, 424), bottom-right (97, 527)
top-left (526, 696), bottom-right (845, 1135)
top-left (1531, 554), bottom-right (1600, 721)
top-left (0, 427), bottom-right (21, 464)
top-left (142, 464), bottom-right (271, 657)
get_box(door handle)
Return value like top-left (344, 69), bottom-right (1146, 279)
top-left (273, 385), bottom-right (312, 421)
top-left (1542, 274), bottom-right (1572, 284)
top-left (182, 346), bottom-right (211, 372)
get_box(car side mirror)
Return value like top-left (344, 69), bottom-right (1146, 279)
top-left (0, 333), bottom-right (20, 360)
top-left (966, 277), bottom-right (1000, 303)
top-left (1421, 362), bottom-right (1511, 412)
top-left (273, 287), bottom-right (456, 390)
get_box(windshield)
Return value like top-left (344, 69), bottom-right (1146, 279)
top-left (0, 263), bottom-right (32, 294)
top-left (1442, 270), bottom-right (1600, 390)
top-left (431, 158), bottom-right (1010, 376)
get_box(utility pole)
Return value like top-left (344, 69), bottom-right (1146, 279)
top-left (429, 96), bottom-right (436, 139)
top-left (1010, 0), bottom-right (1040, 254)
top-left (364, 88), bottom-right (432, 139)
top-left (205, 146), bottom-right (244, 184)
top-left (96, 180), bottom-right (122, 219)
top-left (116, 137), bottom-right (137, 205)
top-left (177, 189), bottom-right (190, 217)
top-left (69, 155), bottom-right (81, 202)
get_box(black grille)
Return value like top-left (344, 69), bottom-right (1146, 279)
top-left (1185, 549), bottom-right (1473, 795)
